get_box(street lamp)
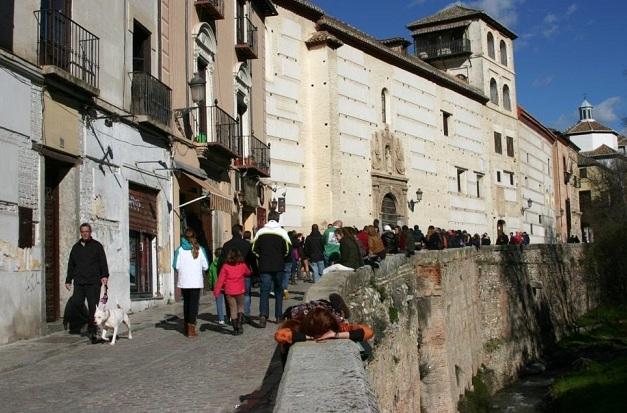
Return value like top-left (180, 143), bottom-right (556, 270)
top-left (521, 198), bottom-right (533, 214)
top-left (407, 188), bottom-right (423, 212)
top-left (189, 73), bottom-right (206, 104)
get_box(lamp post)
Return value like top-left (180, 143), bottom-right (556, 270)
top-left (521, 198), bottom-right (533, 214)
top-left (189, 73), bottom-right (206, 104)
top-left (408, 188), bottom-right (423, 212)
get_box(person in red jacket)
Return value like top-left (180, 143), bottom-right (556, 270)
top-left (214, 249), bottom-right (252, 335)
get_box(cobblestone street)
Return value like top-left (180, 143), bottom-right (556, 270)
top-left (0, 285), bottom-right (309, 413)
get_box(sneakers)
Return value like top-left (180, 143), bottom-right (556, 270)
top-left (258, 315), bottom-right (267, 328)
top-left (218, 320), bottom-right (225, 325)
top-left (283, 289), bottom-right (289, 300)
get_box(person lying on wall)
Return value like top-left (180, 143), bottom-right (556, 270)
top-left (274, 294), bottom-right (374, 365)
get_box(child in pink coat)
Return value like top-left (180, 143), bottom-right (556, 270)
top-left (214, 249), bottom-right (251, 335)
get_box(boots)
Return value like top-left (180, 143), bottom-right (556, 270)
top-left (189, 323), bottom-right (197, 337)
top-left (231, 318), bottom-right (239, 336)
top-left (237, 313), bottom-right (245, 335)
top-left (184, 322), bottom-right (189, 337)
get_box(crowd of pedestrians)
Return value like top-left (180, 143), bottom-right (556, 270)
top-left (174, 214), bottom-right (535, 337)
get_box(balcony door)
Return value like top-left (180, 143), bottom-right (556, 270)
top-left (40, 0), bottom-right (72, 69)
top-left (132, 20), bottom-right (151, 73)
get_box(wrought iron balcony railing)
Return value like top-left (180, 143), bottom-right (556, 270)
top-left (195, 0), bottom-right (225, 20)
top-left (131, 72), bottom-right (172, 128)
top-left (235, 16), bottom-right (258, 60)
top-left (236, 134), bottom-right (271, 177)
top-left (175, 105), bottom-right (241, 159)
top-left (35, 9), bottom-right (100, 90)
top-left (415, 38), bottom-right (471, 61)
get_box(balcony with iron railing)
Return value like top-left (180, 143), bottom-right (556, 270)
top-left (235, 134), bottom-right (271, 177)
top-left (235, 16), bottom-right (258, 60)
top-left (195, 0), bottom-right (225, 20)
top-left (174, 105), bottom-right (241, 160)
top-left (35, 8), bottom-right (100, 94)
top-left (415, 38), bottom-right (471, 61)
top-left (131, 72), bottom-right (172, 132)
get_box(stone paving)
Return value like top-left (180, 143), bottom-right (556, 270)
top-left (0, 284), bottom-right (310, 413)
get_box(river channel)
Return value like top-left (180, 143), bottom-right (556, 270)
top-left (490, 373), bottom-right (556, 413)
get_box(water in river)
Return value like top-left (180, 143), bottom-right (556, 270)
top-left (491, 375), bottom-right (556, 413)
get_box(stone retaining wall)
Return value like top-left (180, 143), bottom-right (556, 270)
top-left (274, 244), bottom-right (598, 413)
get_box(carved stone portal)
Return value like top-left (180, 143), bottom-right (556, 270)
top-left (371, 126), bottom-right (408, 225)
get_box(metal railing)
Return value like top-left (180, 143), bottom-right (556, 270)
top-left (194, 0), bottom-right (224, 19)
top-left (35, 9), bottom-right (99, 89)
top-left (236, 16), bottom-right (257, 56)
top-left (415, 38), bottom-right (471, 60)
top-left (240, 134), bottom-right (270, 175)
top-left (131, 72), bottom-right (172, 127)
top-left (178, 105), bottom-right (241, 158)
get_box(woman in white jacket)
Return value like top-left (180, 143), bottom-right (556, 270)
top-left (173, 228), bottom-right (209, 337)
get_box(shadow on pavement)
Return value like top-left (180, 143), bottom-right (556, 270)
top-left (235, 345), bottom-right (283, 413)
top-left (154, 314), bottom-right (185, 336)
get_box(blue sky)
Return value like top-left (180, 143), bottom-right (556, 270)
top-left (309, 0), bottom-right (627, 134)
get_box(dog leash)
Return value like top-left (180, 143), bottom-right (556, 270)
top-left (100, 285), bottom-right (108, 305)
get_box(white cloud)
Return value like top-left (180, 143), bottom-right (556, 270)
top-left (594, 96), bottom-right (622, 123)
top-left (466, 0), bottom-right (522, 27)
top-left (543, 25), bottom-right (558, 38)
top-left (566, 4), bottom-right (578, 15)
top-left (532, 75), bottom-right (554, 88)
top-left (544, 13), bottom-right (557, 23)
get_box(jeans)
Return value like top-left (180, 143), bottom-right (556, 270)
top-left (260, 272), bottom-right (283, 320)
top-left (310, 260), bottom-right (325, 283)
top-left (282, 262), bottom-right (292, 290)
top-left (244, 276), bottom-right (251, 317)
top-left (215, 293), bottom-right (225, 322)
top-left (181, 288), bottom-right (201, 324)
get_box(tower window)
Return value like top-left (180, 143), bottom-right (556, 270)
top-left (500, 40), bottom-right (507, 66)
top-left (506, 136), bottom-right (514, 157)
top-left (503, 84), bottom-right (511, 111)
top-left (490, 78), bottom-right (498, 104)
top-left (494, 132), bottom-right (502, 154)
top-left (487, 32), bottom-right (495, 59)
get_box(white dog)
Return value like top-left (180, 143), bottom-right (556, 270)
top-left (94, 304), bottom-right (132, 345)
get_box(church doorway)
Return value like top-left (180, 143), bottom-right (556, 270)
top-left (380, 193), bottom-right (398, 228)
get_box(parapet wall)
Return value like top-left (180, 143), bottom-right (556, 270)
top-left (274, 244), bottom-right (598, 413)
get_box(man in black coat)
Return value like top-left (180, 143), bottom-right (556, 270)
top-left (252, 212), bottom-right (291, 327)
top-left (65, 223), bottom-right (109, 343)
top-left (221, 224), bottom-right (257, 322)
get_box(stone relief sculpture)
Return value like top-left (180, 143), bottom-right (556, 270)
top-left (371, 126), bottom-right (406, 176)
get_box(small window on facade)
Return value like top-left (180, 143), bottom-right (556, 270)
top-left (496, 171), bottom-right (501, 182)
top-left (476, 173), bottom-right (483, 198)
top-left (579, 167), bottom-right (587, 179)
top-left (0, 0), bottom-right (14, 51)
top-left (539, 215), bottom-right (543, 224)
top-left (487, 32), bottom-right (495, 59)
top-left (504, 171), bottom-right (514, 186)
top-left (503, 85), bottom-right (511, 111)
top-left (530, 223), bottom-right (534, 235)
top-left (442, 111), bottom-right (451, 136)
top-left (381, 88), bottom-right (390, 124)
top-left (490, 78), bottom-right (498, 104)
top-left (500, 40), bottom-right (507, 66)
top-left (494, 132), bottom-right (502, 154)
top-left (506, 136), bottom-right (514, 157)
top-left (547, 158), bottom-right (551, 176)
top-left (133, 20), bottom-right (152, 73)
top-left (456, 167), bottom-right (467, 193)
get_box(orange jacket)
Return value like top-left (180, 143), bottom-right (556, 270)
top-left (275, 322), bottom-right (374, 345)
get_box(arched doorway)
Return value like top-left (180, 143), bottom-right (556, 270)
top-left (380, 193), bottom-right (398, 228)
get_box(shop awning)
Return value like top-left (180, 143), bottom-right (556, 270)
top-left (177, 171), bottom-right (233, 214)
